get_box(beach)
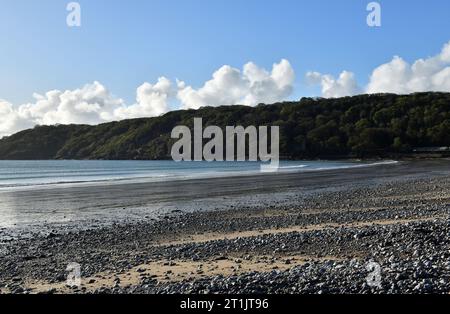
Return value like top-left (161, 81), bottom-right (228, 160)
top-left (1, 159), bottom-right (450, 294)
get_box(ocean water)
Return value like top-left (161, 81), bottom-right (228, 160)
top-left (0, 159), bottom-right (400, 232)
top-left (0, 160), bottom-right (396, 190)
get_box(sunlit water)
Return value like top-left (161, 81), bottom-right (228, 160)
top-left (0, 160), bottom-right (398, 233)
top-left (0, 160), bottom-right (396, 190)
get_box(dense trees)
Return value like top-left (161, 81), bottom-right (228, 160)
top-left (0, 92), bottom-right (449, 160)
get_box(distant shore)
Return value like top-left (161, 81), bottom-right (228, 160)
top-left (0, 159), bottom-right (450, 294)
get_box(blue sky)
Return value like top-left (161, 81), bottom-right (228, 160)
top-left (1, 0), bottom-right (449, 106)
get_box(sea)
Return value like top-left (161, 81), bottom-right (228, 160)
top-left (0, 160), bottom-right (396, 190)
top-left (0, 160), bottom-right (398, 232)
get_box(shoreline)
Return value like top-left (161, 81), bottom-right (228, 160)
top-left (0, 159), bottom-right (398, 192)
top-left (0, 160), bottom-right (434, 230)
top-left (0, 159), bottom-right (450, 294)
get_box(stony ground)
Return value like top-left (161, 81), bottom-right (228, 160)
top-left (1, 162), bottom-right (450, 294)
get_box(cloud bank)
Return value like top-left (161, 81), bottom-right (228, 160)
top-left (0, 59), bottom-right (295, 138)
top-left (307, 41), bottom-right (450, 97)
top-left (177, 59), bottom-right (295, 109)
top-left (306, 70), bottom-right (362, 98)
top-left (2, 41), bottom-right (450, 138)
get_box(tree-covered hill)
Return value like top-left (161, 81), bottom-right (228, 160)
top-left (0, 92), bottom-right (449, 160)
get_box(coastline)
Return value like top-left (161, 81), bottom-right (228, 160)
top-left (0, 159), bottom-right (398, 191)
top-left (1, 159), bottom-right (450, 294)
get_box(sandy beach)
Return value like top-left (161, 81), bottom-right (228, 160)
top-left (1, 159), bottom-right (450, 294)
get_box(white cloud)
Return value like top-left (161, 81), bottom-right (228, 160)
top-left (16, 81), bottom-right (124, 126)
top-left (308, 40), bottom-right (450, 97)
top-left (306, 70), bottom-right (361, 98)
top-left (0, 59), bottom-right (295, 138)
top-left (0, 100), bottom-right (34, 138)
top-left (114, 77), bottom-right (172, 119)
top-left (177, 59), bottom-right (295, 109)
top-left (177, 65), bottom-right (247, 109)
top-left (0, 80), bottom-right (172, 138)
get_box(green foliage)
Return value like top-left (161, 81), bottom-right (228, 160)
top-left (0, 92), bottom-right (449, 160)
